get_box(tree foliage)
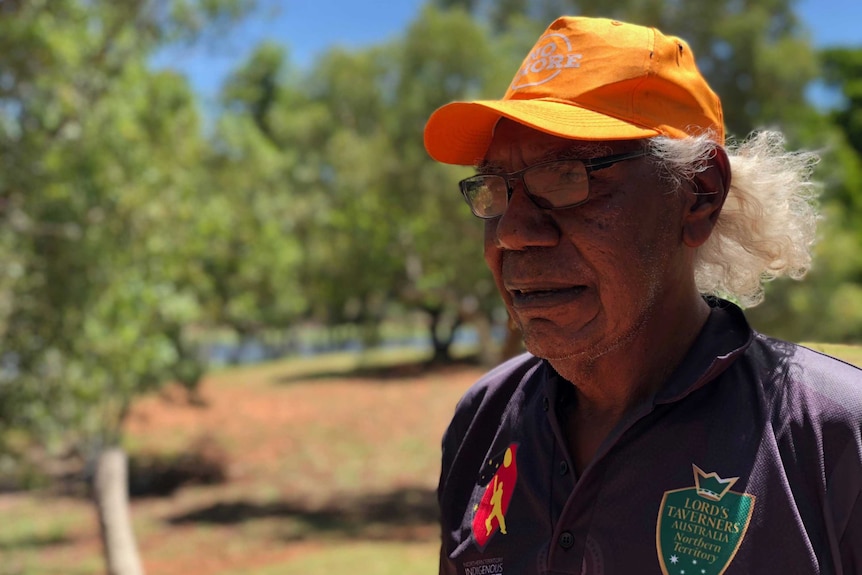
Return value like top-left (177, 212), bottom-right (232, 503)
top-left (0, 2), bottom-right (253, 573)
top-left (821, 47), bottom-right (862, 156)
top-left (747, 46), bottom-right (862, 341)
top-left (207, 6), bottom-right (509, 360)
top-left (0, 0), bottom-right (250, 451)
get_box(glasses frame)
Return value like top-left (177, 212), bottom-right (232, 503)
top-left (459, 149), bottom-right (649, 219)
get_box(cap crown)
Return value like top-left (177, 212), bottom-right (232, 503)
top-left (423, 17), bottom-right (725, 165)
top-left (505, 17), bottom-right (723, 143)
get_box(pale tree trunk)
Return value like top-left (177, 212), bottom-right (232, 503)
top-left (93, 446), bottom-right (145, 575)
top-left (499, 316), bottom-right (524, 362)
top-left (473, 314), bottom-right (499, 368)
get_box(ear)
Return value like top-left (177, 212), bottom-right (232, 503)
top-left (682, 145), bottom-right (731, 248)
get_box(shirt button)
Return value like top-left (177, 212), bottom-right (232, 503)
top-left (559, 460), bottom-right (569, 475)
top-left (543, 397), bottom-right (550, 411)
top-left (559, 531), bottom-right (575, 549)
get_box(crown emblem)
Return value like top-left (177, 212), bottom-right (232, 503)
top-left (692, 464), bottom-right (737, 501)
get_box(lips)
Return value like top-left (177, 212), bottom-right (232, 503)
top-left (507, 285), bottom-right (587, 308)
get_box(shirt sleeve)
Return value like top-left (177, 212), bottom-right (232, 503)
top-left (438, 417), bottom-right (461, 575)
top-left (439, 543), bottom-right (458, 575)
top-left (840, 488), bottom-right (862, 570)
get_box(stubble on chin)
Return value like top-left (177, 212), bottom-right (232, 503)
top-left (518, 273), bottom-right (664, 369)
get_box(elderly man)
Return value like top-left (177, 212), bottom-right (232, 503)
top-left (423, 16), bottom-right (862, 575)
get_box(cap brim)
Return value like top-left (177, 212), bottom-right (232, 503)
top-left (423, 99), bottom-right (661, 165)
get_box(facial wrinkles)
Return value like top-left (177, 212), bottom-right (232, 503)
top-left (601, 208), bottom-right (677, 360)
top-left (535, 173), bottom-right (679, 365)
top-left (534, 238), bottom-right (667, 366)
top-left (483, 121), bottom-right (687, 370)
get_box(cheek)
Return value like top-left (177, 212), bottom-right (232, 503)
top-left (564, 207), bottom-right (663, 278)
top-left (562, 205), bottom-right (627, 254)
top-left (483, 220), bottom-right (498, 261)
top-left (483, 221), bottom-right (506, 285)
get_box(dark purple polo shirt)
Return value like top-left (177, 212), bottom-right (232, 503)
top-left (438, 300), bottom-right (862, 574)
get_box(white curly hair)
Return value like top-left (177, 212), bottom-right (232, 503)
top-left (648, 131), bottom-right (820, 307)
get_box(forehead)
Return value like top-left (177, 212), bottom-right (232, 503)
top-left (481, 119), bottom-right (641, 171)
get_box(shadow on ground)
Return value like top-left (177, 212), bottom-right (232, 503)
top-left (128, 440), bottom-right (228, 498)
top-left (166, 486), bottom-right (439, 542)
top-left (274, 355), bottom-right (482, 385)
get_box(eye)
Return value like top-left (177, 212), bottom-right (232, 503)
top-left (539, 163), bottom-right (579, 182)
top-left (556, 168), bottom-right (588, 186)
top-left (472, 184), bottom-right (496, 210)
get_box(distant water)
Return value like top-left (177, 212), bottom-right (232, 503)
top-left (202, 327), bottom-right (494, 367)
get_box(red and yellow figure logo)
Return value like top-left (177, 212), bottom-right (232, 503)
top-left (472, 444), bottom-right (519, 549)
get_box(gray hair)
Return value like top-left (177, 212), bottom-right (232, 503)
top-left (648, 131), bottom-right (820, 307)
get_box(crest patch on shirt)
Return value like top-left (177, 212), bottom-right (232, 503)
top-left (656, 465), bottom-right (755, 575)
top-left (472, 443), bottom-right (519, 550)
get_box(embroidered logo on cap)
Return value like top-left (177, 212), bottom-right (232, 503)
top-left (656, 465), bottom-right (756, 575)
top-left (510, 33), bottom-right (582, 90)
top-left (472, 443), bottom-right (519, 549)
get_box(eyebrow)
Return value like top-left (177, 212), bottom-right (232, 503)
top-left (475, 143), bottom-right (616, 173)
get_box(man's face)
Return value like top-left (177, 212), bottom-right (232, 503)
top-left (482, 120), bottom-right (692, 362)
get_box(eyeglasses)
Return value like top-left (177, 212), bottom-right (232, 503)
top-left (459, 149), bottom-right (648, 219)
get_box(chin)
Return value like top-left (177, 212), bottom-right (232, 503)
top-left (516, 315), bottom-right (596, 359)
top-left (525, 340), bottom-right (590, 362)
top-left (522, 329), bottom-right (587, 361)
top-left (521, 320), bottom-right (636, 364)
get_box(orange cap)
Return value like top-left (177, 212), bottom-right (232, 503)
top-left (424, 17), bottom-right (724, 165)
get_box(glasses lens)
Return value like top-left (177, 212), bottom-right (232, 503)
top-left (524, 160), bottom-right (589, 209)
top-left (462, 176), bottom-right (508, 218)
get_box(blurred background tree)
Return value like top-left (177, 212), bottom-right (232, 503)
top-left (0, 1), bottom-right (252, 573)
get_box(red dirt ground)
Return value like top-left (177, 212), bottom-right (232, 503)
top-left (7, 360), bottom-right (484, 575)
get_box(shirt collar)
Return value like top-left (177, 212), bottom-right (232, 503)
top-left (541, 297), bottom-right (754, 408)
top-left (652, 297), bottom-right (753, 404)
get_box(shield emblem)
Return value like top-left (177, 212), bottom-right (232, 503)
top-left (656, 465), bottom-right (755, 575)
top-left (472, 444), bottom-right (519, 549)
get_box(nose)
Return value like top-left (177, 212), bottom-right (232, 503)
top-left (491, 184), bottom-right (560, 250)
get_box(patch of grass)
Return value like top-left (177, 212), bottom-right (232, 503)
top-left (0, 497), bottom-right (81, 548)
top-left (0, 495), bottom-right (101, 575)
top-left (802, 342), bottom-right (862, 368)
top-left (225, 541), bottom-right (439, 575)
top-left (0, 522), bottom-right (68, 551)
top-left (0, 558), bottom-right (103, 575)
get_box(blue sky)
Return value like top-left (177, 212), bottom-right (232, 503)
top-left (155, 0), bottom-right (861, 105)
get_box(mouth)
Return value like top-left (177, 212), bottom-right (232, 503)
top-left (508, 285), bottom-right (587, 307)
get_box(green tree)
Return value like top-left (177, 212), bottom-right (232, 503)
top-left (215, 42), bottom-right (401, 344)
top-left (821, 47), bottom-right (862, 156)
top-left (211, 9), bottom-right (510, 362)
top-left (747, 47), bottom-right (862, 341)
top-left (386, 6), bottom-right (509, 361)
top-left (304, 6), bottom-right (509, 361)
top-left (183, 43), bottom-right (310, 359)
top-left (0, 2), bottom-right (251, 573)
